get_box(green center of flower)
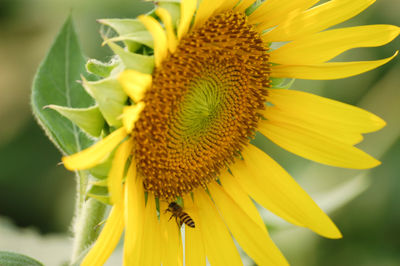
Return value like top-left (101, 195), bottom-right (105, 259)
top-left (134, 11), bottom-right (270, 200)
top-left (178, 75), bottom-right (223, 137)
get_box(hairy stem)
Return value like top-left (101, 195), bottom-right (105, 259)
top-left (70, 171), bottom-right (107, 264)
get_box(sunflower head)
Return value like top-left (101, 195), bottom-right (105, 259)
top-left (132, 10), bottom-right (270, 199)
top-left (54, 0), bottom-right (399, 265)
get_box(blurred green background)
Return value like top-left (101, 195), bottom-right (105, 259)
top-left (0, 0), bottom-right (399, 265)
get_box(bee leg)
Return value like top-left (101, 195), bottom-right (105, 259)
top-left (168, 214), bottom-right (174, 221)
top-left (175, 217), bottom-right (181, 228)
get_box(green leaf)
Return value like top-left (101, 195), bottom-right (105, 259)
top-left (31, 16), bottom-right (95, 155)
top-left (0, 251), bottom-right (43, 266)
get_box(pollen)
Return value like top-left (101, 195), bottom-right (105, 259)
top-left (133, 11), bottom-right (270, 199)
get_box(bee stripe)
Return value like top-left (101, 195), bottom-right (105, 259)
top-left (181, 213), bottom-right (195, 227)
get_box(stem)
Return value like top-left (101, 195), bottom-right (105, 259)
top-left (70, 171), bottom-right (107, 264)
top-left (76, 171), bottom-right (88, 214)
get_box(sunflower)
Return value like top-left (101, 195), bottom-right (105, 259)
top-left (61, 0), bottom-right (399, 265)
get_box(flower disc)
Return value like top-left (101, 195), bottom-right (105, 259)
top-left (134, 11), bottom-right (270, 199)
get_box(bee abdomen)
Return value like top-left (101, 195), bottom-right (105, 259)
top-left (180, 213), bottom-right (195, 228)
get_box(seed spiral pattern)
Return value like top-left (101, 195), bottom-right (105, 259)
top-left (134, 11), bottom-right (271, 199)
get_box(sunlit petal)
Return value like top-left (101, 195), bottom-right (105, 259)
top-left (118, 69), bottom-right (152, 103)
top-left (138, 15), bottom-right (168, 67)
top-left (62, 127), bottom-right (127, 170)
top-left (123, 162), bottom-right (145, 266)
top-left (183, 194), bottom-right (206, 266)
top-left (139, 194), bottom-right (162, 266)
top-left (122, 102), bottom-right (145, 133)
top-left (156, 8), bottom-right (178, 53)
top-left (160, 201), bottom-right (183, 266)
top-left (178, 0), bottom-right (197, 39)
top-left (270, 25), bottom-right (400, 65)
top-left (193, 189), bottom-right (243, 266)
top-left (258, 119), bottom-right (381, 169)
top-left (193, 0), bottom-right (224, 29)
top-left (219, 170), bottom-right (266, 230)
top-left (209, 182), bottom-right (289, 266)
top-left (231, 145), bottom-right (342, 238)
top-left (270, 52), bottom-right (398, 80)
top-left (108, 139), bottom-right (134, 204)
top-left (249, 0), bottom-right (318, 30)
top-left (262, 0), bottom-right (377, 42)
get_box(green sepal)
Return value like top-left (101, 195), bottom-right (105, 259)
top-left (275, 78), bottom-right (295, 89)
top-left (31, 16), bottom-right (95, 155)
top-left (270, 78), bottom-right (286, 88)
top-left (246, 0), bottom-right (264, 16)
top-left (108, 42), bottom-right (154, 74)
top-left (86, 58), bottom-right (119, 78)
top-left (91, 179), bottom-right (108, 187)
top-left (45, 105), bottom-right (105, 137)
top-left (89, 152), bottom-right (114, 180)
top-left (87, 185), bottom-right (110, 205)
top-left (99, 18), bottom-right (146, 36)
top-left (99, 18), bottom-right (147, 52)
top-left (0, 251), bottom-right (43, 266)
top-left (104, 31), bottom-right (154, 49)
top-left (82, 77), bottom-right (127, 127)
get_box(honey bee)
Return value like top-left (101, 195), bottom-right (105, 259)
top-left (165, 202), bottom-right (195, 228)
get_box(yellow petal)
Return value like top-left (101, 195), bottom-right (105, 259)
top-left (118, 69), bottom-right (152, 103)
top-left (249, 0), bottom-right (318, 30)
top-left (193, 0), bottom-right (224, 29)
top-left (219, 170), bottom-right (266, 231)
top-left (123, 163), bottom-right (145, 266)
top-left (81, 202), bottom-right (124, 266)
top-left (193, 189), bottom-right (243, 266)
top-left (178, 0), bottom-right (197, 39)
top-left (258, 119), bottom-right (381, 169)
top-left (266, 89), bottom-right (386, 134)
top-left (138, 15), bottom-right (168, 67)
top-left (270, 51), bottom-right (398, 80)
top-left (214, 0), bottom-right (240, 14)
top-left (183, 194), bottom-right (206, 266)
top-left (229, 158), bottom-right (300, 227)
top-left (139, 194), bottom-right (162, 266)
top-left (160, 201), bottom-right (183, 266)
top-left (62, 127), bottom-right (127, 170)
top-left (262, 0), bottom-right (376, 42)
top-left (156, 8), bottom-right (178, 53)
top-left (209, 182), bottom-right (289, 266)
top-left (235, 0), bottom-right (256, 12)
top-left (231, 144), bottom-right (342, 238)
top-left (270, 25), bottom-right (400, 65)
top-left (263, 106), bottom-right (364, 146)
top-left (122, 102), bottom-right (145, 133)
top-left (108, 139), bottom-right (134, 204)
